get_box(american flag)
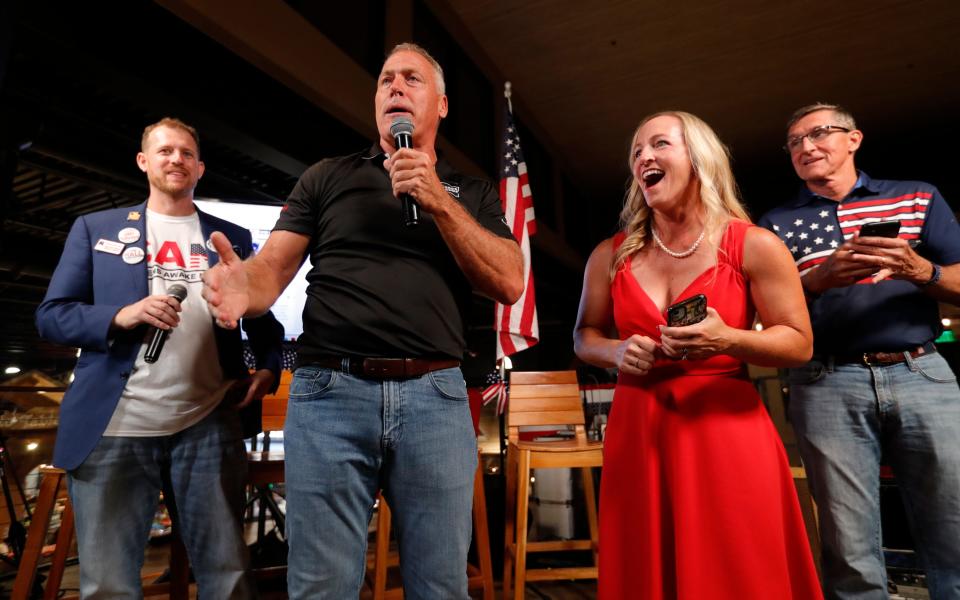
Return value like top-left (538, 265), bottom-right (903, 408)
top-left (481, 371), bottom-right (508, 415)
top-left (775, 192), bottom-right (930, 276)
top-left (189, 243), bottom-right (208, 269)
top-left (495, 94), bottom-right (539, 360)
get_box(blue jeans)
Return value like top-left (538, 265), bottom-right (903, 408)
top-left (68, 405), bottom-right (254, 599)
top-left (788, 351), bottom-right (960, 600)
top-left (284, 365), bottom-right (477, 599)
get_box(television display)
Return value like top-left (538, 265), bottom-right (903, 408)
top-left (194, 199), bottom-right (308, 341)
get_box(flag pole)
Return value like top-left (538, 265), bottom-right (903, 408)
top-left (498, 80), bottom-right (512, 472)
top-left (497, 358), bottom-right (508, 472)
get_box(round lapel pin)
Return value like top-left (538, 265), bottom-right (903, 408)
top-left (122, 247), bottom-right (145, 264)
top-left (118, 227), bottom-right (141, 244)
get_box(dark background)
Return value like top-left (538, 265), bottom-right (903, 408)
top-left (2, 0), bottom-right (959, 383)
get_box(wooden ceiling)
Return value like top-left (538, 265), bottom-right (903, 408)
top-left (441, 0), bottom-right (960, 203)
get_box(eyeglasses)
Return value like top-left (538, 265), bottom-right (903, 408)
top-left (783, 125), bottom-right (850, 153)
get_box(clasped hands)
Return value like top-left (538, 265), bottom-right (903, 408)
top-left (807, 234), bottom-right (932, 292)
top-left (615, 308), bottom-right (729, 375)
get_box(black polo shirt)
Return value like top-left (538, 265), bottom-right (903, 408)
top-left (274, 144), bottom-right (514, 362)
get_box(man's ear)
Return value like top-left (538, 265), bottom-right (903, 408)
top-left (848, 129), bottom-right (863, 153)
top-left (198, 160), bottom-right (205, 179)
top-left (438, 95), bottom-right (448, 120)
top-left (136, 152), bottom-right (148, 173)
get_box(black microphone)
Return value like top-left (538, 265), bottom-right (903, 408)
top-left (390, 117), bottom-right (419, 227)
top-left (143, 284), bottom-right (188, 364)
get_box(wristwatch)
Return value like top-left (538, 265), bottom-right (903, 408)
top-left (923, 262), bottom-right (942, 286)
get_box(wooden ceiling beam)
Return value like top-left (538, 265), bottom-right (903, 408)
top-left (155, 0), bottom-right (583, 271)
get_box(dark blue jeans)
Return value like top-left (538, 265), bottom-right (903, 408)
top-left (788, 351), bottom-right (960, 600)
top-left (68, 405), bottom-right (254, 599)
top-left (284, 365), bottom-right (477, 599)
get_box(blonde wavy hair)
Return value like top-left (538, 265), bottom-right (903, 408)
top-left (611, 111), bottom-right (750, 278)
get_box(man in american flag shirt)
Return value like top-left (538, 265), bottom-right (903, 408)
top-left (758, 103), bottom-right (960, 599)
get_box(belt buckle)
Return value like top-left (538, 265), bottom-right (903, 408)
top-left (861, 353), bottom-right (872, 367)
top-left (363, 358), bottom-right (391, 378)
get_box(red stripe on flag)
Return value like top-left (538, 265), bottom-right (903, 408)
top-left (494, 103), bottom-right (540, 362)
top-left (839, 192), bottom-right (933, 210)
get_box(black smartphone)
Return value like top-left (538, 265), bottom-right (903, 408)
top-left (666, 294), bottom-right (707, 327)
top-left (858, 221), bottom-right (900, 238)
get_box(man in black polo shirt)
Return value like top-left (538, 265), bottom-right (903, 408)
top-left (203, 43), bottom-right (523, 598)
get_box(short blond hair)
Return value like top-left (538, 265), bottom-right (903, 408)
top-left (141, 117), bottom-right (200, 155)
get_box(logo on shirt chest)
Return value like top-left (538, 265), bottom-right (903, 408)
top-left (441, 181), bottom-right (460, 199)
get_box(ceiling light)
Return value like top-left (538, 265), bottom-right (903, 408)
top-left (26, 442), bottom-right (39, 451)
top-left (4, 366), bottom-right (21, 375)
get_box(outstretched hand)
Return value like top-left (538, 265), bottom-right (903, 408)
top-left (201, 231), bottom-right (250, 329)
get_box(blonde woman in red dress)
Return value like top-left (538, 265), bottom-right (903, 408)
top-left (574, 111), bottom-right (823, 599)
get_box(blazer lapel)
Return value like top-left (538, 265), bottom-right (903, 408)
top-left (125, 201), bottom-right (149, 299)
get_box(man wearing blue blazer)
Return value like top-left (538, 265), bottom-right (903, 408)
top-left (36, 117), bottom-right (283, 599)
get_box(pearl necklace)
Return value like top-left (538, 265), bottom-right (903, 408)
top-left (650, 226), bottom-right (705, 259)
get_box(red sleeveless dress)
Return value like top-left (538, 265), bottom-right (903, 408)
top-left (599, 220), bottom-right (822, 599)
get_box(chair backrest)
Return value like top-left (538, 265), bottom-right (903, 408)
top-left (261, 370), bottom-right (292, 432)
top-left (506, 371), bottom-right (586, 444)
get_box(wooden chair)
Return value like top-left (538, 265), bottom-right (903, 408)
top-left (365, 452), bottom-right (495, 599)
top-left (502, 371), bottom-right (602, 600)
top-left (14, 371), bottom-right (294, 599)
top-left (246, 371), bottom-right (292, 529)
top-left (245, 370), bottom-right (292, 582)
top-left (11, 467), bottom-right (190, 600)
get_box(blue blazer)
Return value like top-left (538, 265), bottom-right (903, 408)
top-left (36, 201), bottom-right (283, 471)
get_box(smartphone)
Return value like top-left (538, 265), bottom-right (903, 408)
top-left (666, 294), bottom-right (707, 327)
top-left (858, 221), bottom-right (900, 238)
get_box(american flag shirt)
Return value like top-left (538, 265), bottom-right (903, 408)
top-left (758, 172), bottom-right (960, 355)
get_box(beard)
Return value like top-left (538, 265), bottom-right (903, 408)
top-left (148, 170), bottom-right (196, 198)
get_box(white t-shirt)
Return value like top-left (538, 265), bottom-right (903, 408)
top-left (104, 210), bottom-right (232, 436)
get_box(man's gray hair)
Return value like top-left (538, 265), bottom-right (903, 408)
top-left (787, 103), bottom-right (857, 131)
top-left (387, 42), bottom-right (446, 95)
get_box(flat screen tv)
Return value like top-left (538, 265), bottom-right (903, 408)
top-left (194, 199), bottom-right (307, 342)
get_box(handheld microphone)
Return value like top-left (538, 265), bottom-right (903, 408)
top-left (143, 284), bottom-right (188, 364)
top-left (389, 117), bottom-right (419, 227)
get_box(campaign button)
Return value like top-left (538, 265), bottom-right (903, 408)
top-left (122, 247), bottom-right (145, 264)
top-left (118, 227), bottom-right (140, 244)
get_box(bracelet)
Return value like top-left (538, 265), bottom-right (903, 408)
top-left (923, 262), bottom-right (942, 286)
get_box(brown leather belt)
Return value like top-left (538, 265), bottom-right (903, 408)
top-left (831, 342), bottom-right (936, 366)
top-left (313, 357), bottom-right (460, 379)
